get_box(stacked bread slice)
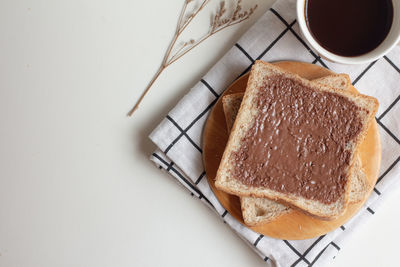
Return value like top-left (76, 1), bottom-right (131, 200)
top-left (215, 61), bottom-right (378, 225)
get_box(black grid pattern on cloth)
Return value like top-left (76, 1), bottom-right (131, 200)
top-left (163, 94), bottom-right (218, 155)
top-left (253, 234), bottom-right (264, 247)
top-left (283, 240), bottom-right (311, 265)
top-left (378, 156), bottom-right (400, 184)
top-left (152, 152), bottom-right (213, 207)
top-left (237, 20), bottom-right (297, 78)
top-left (195, 171), bottom-right (206, 185)
top-left (201, 79), bottom-right (220, 98)
top-left (166, 115), bottom-right (202, 153)
top-left (269, 8), bottom-right (329, 69)
top-left (152, 5), bottom-right (400, 267)
top-left (309, 242), bottom-right (340, 267)
top-left (290, 235), bottom-right (326, 266)
top-left (235, 9), bottom-right (332, 79)
top-left (371, 60), bottom-right (400, 185)
top-left (348, 54), bottom-right (400, 191)
top-left (235, 43), bottom-right (255, 63)
top-left (367, 207), bottom-right (375, 215)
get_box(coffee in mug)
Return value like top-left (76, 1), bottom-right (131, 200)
top-left (305, 0), bottom-right (393, 57)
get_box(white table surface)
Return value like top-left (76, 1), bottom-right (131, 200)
top-left (0, 1), bottom-right (399, 266)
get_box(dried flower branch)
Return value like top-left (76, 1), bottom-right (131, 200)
top-left (128, 0), bottom-right (258, 116)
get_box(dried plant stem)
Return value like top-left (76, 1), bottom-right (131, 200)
top-left (179, 0), bottom-right (210, 33)
top-left (128, 0), bottom-right (209, 116)
top-left (169, 16), bottom-right (252, 65)
top-left (128, 0), bottom-right (257, 116)
top-left (127, 65), bottom-right (166, 116)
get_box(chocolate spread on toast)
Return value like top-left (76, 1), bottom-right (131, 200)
top-left (231, 75), bottom-right (363, 204)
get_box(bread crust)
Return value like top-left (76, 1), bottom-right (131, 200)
top-left (216, 61), bottom-right (378, 220)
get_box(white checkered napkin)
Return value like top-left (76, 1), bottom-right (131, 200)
top-left (149, 0), bottom-right (400, 265)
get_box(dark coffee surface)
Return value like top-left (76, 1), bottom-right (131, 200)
top-left (305, 0), bottom-right (393, 57)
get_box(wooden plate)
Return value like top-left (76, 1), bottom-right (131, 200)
top-left (202, 61), bottom-right (381, 240)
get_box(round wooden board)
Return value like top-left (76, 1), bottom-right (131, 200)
top-left (202, 61), bottom-right (381, 240)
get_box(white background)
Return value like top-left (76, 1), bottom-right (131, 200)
top-left (0, 0), bottom-right (399, 266)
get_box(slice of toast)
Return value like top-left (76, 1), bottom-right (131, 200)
top-left (240, 157), bottom-right (368, 226)
top-left (215, 61), bottom-right (378, 220)
top-left (223, 74), bottom-right (369, 226)
top-left (222, 74), bottom-right (352, 133)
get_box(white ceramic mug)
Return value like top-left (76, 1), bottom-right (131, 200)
top-left (297, 0), bottom-right (400, 64)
